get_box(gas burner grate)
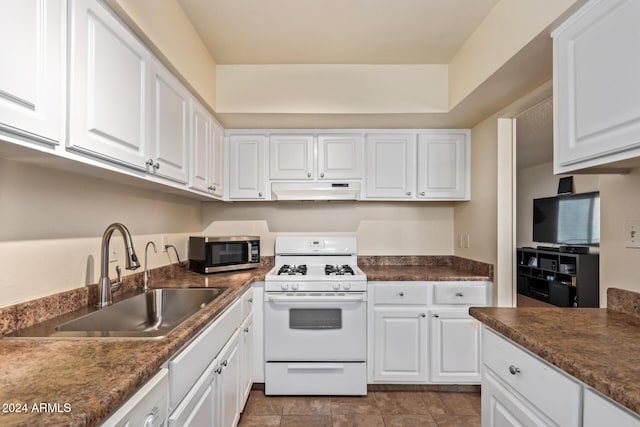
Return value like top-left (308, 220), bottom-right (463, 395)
top-left (325, 264), bottom-right (355, 276)
top-left (277, 264), bottom-right (308, 276)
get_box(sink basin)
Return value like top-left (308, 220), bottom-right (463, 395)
top-left (22, 288), bottom-right (228, 339)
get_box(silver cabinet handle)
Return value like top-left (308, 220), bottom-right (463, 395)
top-left (222, 360), bottom-right (228, 367)
top-left (398, 292), bottom-right (404, 297)
top-left (420, 191), bottom-right (426, 196)
top-left (509, 365), bottom-right (521, 375)
top-left (258, 192), bottom-right (263, 197)
top-left (153, 162), bottom-right (160, 170)
top-left (208, 186), bottom-right (214, 191)
top-left (433, 314), bottom-right (439, 318)
top-left (455, 292), bottom-right (464, 297)
top-left (406, 191), bottom-right (412, 196)
top-left (215, 367), bottom-right (222, 374)
top-left (244, 327), bottom-right (250, 333)
top-left (420, 313), bottom-right (426, 317)
top-left (307, 172), bottom-right (312, 178)
top-left (248, 297), bottom-right (253, 303)
top-left (146, 159), bottom-right (154, 167)
top-left (320, 172), bottom-right (325, 178)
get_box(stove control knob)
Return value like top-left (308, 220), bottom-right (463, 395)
top-left (332, 283), bottom-right (341, 291)
top-left (343, 283), bottom-right (352, 290)
top-left (292, 283), bottom-right (299, 291)
top-left (280, 283), bottom-right (289, 291)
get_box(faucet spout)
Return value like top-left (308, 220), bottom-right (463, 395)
top-left (97, 223), bottom-right (140, 308)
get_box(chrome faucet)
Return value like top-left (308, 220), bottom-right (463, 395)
top-left (144, 241), bottom-right (157, 292)
top-left (97, 223), bottom-right (140, 308)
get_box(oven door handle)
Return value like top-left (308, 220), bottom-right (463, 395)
top-left (266, 294), bottom-right (366, 303)
top-left (286, 363), bottom-right (345, 371)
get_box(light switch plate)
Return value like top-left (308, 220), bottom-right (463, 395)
top-left (625, 220), bottom-right (640, 248)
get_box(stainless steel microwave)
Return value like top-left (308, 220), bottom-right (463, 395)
top-left (189, 236), bottom-right (260, 274)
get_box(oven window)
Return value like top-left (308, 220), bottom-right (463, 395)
top-left (289, 308), bottom-right (342, 330)
top-left (207, 242), bottom-right (247, 266)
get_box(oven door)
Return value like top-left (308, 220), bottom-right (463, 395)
top-left (264, 292), bottom-right (367, 362)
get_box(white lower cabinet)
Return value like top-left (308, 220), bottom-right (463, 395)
top-left (165, 287), bottom-right (254, 427)
top-left (583, 388), bottom-right (640, 427)
top-left (368, 281), bottom-right (491, 385)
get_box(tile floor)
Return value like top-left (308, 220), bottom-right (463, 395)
top-left (238, 390), bottom-right (481, 427)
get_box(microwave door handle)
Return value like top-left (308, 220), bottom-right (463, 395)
top-left (246, 242), bottom-right (252, 263)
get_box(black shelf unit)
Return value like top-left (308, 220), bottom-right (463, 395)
top-left (517, 247), bottom-right (599, 307)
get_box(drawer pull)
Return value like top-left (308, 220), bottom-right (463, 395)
top-left (509, 365), bottom-right (521, 375)
top-left (420, 313), bottom-right (426, 317)
top-left (455, 292), bottom-right (464, 297)
top-left (248, 297), bottom-right (253, 303)
top-left (433, 314), bottom-right (439, 318)
top-left (398, 292), bottom-right (405, 297)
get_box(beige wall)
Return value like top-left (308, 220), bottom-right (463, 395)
top-left (516, 161), bottom-right (600, 247)
top-left (0, 157), bottom-right (201, 307)
top-left (201, 202), bottom-right (455, 256)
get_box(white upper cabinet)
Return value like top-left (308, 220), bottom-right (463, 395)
top-left (269, 134), bottom-right (314, 180)
top-left (150, 63), bottom-right (190, 183)
top-left (68, 0), bottom-right (152, 168)
top-left (417, 132), bottom-right (469, 200)
top-left (553, 0), bottom-right (640, 173)
top-left (189, 101), bottom-right (224, 198)
top-left (365, 134), bottom-right (416, 199)
top-left (0, 0), bottom-right (64, 145)
top-left (269, 133), bottom-right (363, 181)
top-left (318, 134), bottom-right (363, 180)
top-left (229, 135), bottom-right (267, 199)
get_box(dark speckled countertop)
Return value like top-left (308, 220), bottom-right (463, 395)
top-left (0, 266), bottom-right (271, 427)
top-left (470, 288), bottom-right (640, 416)
top-left (0, 256), bottom-right (492, 426)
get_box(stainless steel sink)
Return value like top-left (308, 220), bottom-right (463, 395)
top-left (8, 288), bottom-right (228, 339)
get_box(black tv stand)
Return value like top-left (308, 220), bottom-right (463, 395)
top-left (536, 245), bottom-right (559, 252)
top-left (517, 247), bottom-right (599, 307)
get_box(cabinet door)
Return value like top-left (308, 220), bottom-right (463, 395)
top-left (269, 134), bottom-right (314, 180)
top-left (210, 120), bottom-right (225, 198)
top-left (189, 100), bottom-right (212, 193)
top-left (429, 310), bottom-right (481, 383)
top-left (240, 314), bottom-right (254, 408)
top-left (317, 134), bottom-right (363, 180)
top-left (372, 307), bottom-right (428, 382)
top-left (219, 330), bottom-right (242, 427)
top-left (0, 0), bottom-right (63, 145)
top-left (417, 132), bottom-right (468, 200)
top-left (68, 0), bottom-right (152, 168)
top-left (365, 134), bottom-right (416, 199)
top-left (150, 62), bottom-right (189, 183)
top-left (229, 135), bottom-right (266, 199)
top-left (584, 388), bottom-right (640, 427)
top-left (482, 370), bottom-right (549, 427)
top-left (553, 0), bottom-right (640, 173)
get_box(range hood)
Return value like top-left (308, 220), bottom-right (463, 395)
top-left (271, 182), bottom-right (361, 201)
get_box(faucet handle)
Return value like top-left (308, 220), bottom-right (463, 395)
top-left (111, 265), bottom-right (123, 292)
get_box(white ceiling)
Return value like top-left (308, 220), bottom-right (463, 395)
top-left (177, 0), bottom-right (500, 64)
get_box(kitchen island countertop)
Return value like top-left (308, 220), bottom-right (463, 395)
top-left (470, 288), bottom-right (640, 416)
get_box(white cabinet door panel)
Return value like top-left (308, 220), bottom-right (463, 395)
top-left (189, 101), bottom-right (211, 192)
top-left (210, 120), bottom-right (225, 197)
top-left (429, 310), bottom-right (481, 383)
top-left (151, 65), bottom-right (189, 183)
top-left (554, 0), bottom-right (640, 172)
top-left (417, 132), bottom-right (468, 199)
top-left (219, 330), bottom-right (241, 427)
top-left (0, 0), bottom-right (63, 144)
top-left (69, 0), bottom-right (151, 168)
top-left (372, 307), bottom-right (428, 382)
top-left (318, 134), bottom-right (363, 180)
top-left (269, 134), bottom-right (314, 180)
top-left (584, 388), bottom-right (640, 427)
top-left (365, 134), bottom-right (415, 198)
top-left (229, 135), bottom-right (266, 199)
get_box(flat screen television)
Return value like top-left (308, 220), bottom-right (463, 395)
top-left (532, 191), bottom-right (600, 246)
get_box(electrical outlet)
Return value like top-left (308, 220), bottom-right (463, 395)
top-left (625, 220), bottom-right (640, 248)
top-left (464, 233), bottom-right (471, 249)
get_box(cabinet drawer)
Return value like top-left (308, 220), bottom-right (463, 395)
top-left (483, 328), bottom-right (581, 427)
top-left (265, 362), bottom-right (366, 395)
top-left (373, 282), bottom-right (429, 305)
top-left (241, 287), bottom-right (254, 319)
top-left (433, 282), bottom-right (488, 306)
top-left (169, 299), bottom-right (241, 410)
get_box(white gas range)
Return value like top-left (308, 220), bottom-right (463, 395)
top-left (263, 236), bottom-right (368, 396)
